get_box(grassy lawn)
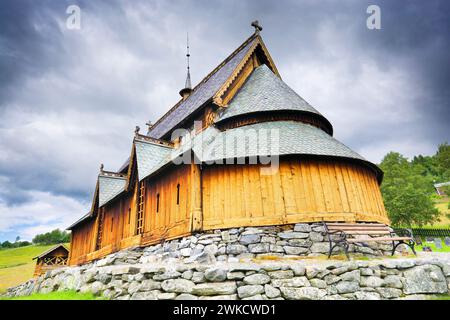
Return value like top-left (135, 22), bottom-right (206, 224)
top-left (428, 294), bottom-right (450, 300)
top-left (430, 196), bottom-right (450, 227)
top-left (416, 242), bottom-right (450, 253)
top-left (0, 244), bottom-right (63, 293)
top-left (1, 290), bottom-right (99, 300)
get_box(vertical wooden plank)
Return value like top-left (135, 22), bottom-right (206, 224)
top-left (319, 160), bottom-right (335, 212)
top-left (344, 163), bottom-right (362, 214)
top-left (270, 164), bottom-right (287, 220)
top-left (337, 163), bottom-right (353, 213)
top-left (350, 164), bottom-right (368, 214)
top-left (279, 161), bottom-right (297, 215)
top-left (241, 165), bottom-right (251, 219)
top-left (309, 161), bottom-right (326, 213)
top-left (190, 162), bottom-right (203, 231)
top-left (298, 159), bottom-right (315, 213)
top-left (328, 162), bottom-right (344, 213)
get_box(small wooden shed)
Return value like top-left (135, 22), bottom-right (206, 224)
top-left (33, 244), bottom-right (69, 277)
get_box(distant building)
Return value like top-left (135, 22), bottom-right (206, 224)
top-left (434, 182), bottom-right (450, 196)
top-left (33, 244), bottom-right (69, 277)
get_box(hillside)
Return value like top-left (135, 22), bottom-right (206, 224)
top-left (432, 196), bottom-right (450, 227)
top-left (0, 245), bottom-right (59, 293)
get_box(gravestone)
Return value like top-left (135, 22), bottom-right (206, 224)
top-left (414, 236), bottom-right (422, 245)
top-left (444, 237), bottom-right (450, 247)
top-left (426, 237), bottom-right (434, 242)
top-left (434, 238), bottom-right (442, 250)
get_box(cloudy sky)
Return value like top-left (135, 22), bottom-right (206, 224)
top-left (0, 0), bottom-right (449, 241)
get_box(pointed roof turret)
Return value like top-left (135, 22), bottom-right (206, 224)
top-left (179, 33), bottom-right (193, 100)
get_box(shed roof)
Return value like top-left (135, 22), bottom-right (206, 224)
top-left (434, 182), bottom-right (450, 188)
top-left (33, 244), bottom-right (69, 260)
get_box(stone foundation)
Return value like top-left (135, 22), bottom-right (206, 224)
top-left (105, 223), bottom-right (406, 266)
top-left (6, 223), bottom-right (439, 300)
top-left (5, 256), bottom-right (450, 300)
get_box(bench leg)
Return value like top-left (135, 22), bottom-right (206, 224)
top-left (328, 243), bottom-right (338, 259)
top-left (328, 242), bottom-right (350, 259)
top-left (408, 241), bottom-right (417, 256)
top-left (344, 243), bottom-right (350, 260)
top-left (391, 241), bottom-right (403, 256)
top-left (392, 240), bottom-right (416, 256)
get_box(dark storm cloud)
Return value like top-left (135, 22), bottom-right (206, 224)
top-left (0, 0), bottom-right (449, 240)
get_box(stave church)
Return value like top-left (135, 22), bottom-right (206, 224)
top-left (67, 23), bottom-right (389, 265)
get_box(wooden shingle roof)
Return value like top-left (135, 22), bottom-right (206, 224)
top-left (147, 34), bottom-right (261, 139)
top-left (33, 244), bottom-right (69, 260)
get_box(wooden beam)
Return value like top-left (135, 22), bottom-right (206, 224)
top-left (190, 158), bottom-right (203, 232)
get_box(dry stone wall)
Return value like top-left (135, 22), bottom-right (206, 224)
top-left (5, 256), bottom-right (450, 300)
top-left (5, 224), bottom-right (449, 300)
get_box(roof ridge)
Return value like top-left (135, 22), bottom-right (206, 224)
top-left (99, 171), bottom-right (127, 179)
top-left (134, 134), bottom-right (174, 148)
top-left (148, 33), bottom-right (258, 133)
top-left (33, 244), bottom-right (69, 260)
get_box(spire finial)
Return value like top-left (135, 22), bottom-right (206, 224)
top-left (135, 126), bottom-right (140, 136)
top-left (251, 20), bottom-right (262, 34)
top-left (185, 32), bottom-right (192, 90)
top-left (100, 163), bottom-right (104, 173)
top-left (179, 32), bottom-right (193, 100)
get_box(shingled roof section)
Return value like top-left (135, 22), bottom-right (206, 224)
top-left (134, 139), bottom-right (173, 181)
top-left (98, 175), bottom-right (126, 207)
top-left (191, 120), bottom-right (382, 180)
top-left (216, 64), bottom-right (325, 122)
top-left (147, 35), bottom-right (259, 139)
top-left (33, 244), bottom-right (69, 260)
top-left (66, 212), bottom-right (91, 230)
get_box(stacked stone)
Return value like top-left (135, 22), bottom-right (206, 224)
top-left (108, 223), bottom-right (397, 267)
top-left (5, 258), bottom-right (450, 300)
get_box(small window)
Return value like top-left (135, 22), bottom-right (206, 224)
top-left (176, 183), bottom-right (180, 205)
top-left (111, 218), bottom-right (114, 232)
top-left (128, 208), bottom-right (131, 224)
top-left (156, 193), bottom-right (160, 213)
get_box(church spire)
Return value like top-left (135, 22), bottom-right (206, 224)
top-left (179, 32), bottom-right (193, 100)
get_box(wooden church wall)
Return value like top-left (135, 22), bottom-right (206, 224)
top-left (69, 158), bottom-right (388, 265)
top-left (69, 219), bottom-right (94, 265)
top-left (201, 158), bottom-right (389, 230)
top-left (140, 164), bottom-right (192, 246)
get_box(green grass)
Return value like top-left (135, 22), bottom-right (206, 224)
top-left (428, 294), bottom-right (450, 300)
top-left (417, 241), bottom-right (450, 253)
top-left (1, 290), bottom-right (99, 300)
top-left (0, 244), bottom-right (66, 293)
top-left (430, 196), bottom-right (450, 227)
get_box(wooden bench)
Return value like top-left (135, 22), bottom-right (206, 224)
top-left (322, 222), bottom-right (416, 259)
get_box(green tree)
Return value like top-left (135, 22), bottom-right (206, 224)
top-left (32, 229), bottom-right (70, 245)
top-left (380, 152), bottom-right (440, 227)
top-left (434, 142), bottom-right (450, 181)
top-left (1, 241), bottom-right (13, 248)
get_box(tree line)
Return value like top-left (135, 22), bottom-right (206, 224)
top-left (380, 142), bottom-right (450, 227)
top-left (0, 229), bottom-right (70, 249)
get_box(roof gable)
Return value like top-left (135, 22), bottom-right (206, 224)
top-left (33, 244), bottom-right (69, 260)
top-left (98, 174), bottom-right (126, 207)
top-left (147, 34), bottom-right (279, 140)
top-left (134, 138), bottom-right (173, 181)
